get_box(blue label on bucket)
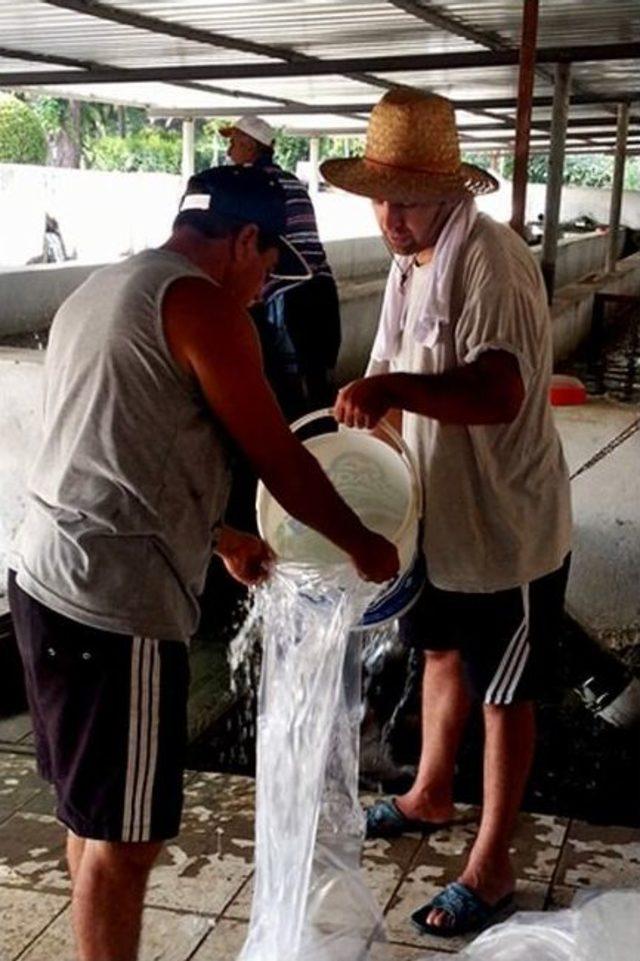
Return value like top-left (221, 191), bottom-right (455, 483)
top-left (359, 552), bottom-right (425, 630)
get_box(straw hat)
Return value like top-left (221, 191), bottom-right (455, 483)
top-left (320, 88), bottom-right (498, 203)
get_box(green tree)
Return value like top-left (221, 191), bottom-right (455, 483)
top-left (319, 135), bottom-right (365, 160)
top-left (500, 153), bottom-right (549, 183)
top-left (497, 152), bottom-right (640, 191)
top-left (273, 132), bottom-right (308, 172)
top-left (87, 127), bottom-right (182, 173)
top-left (0, 94), bottom-right (47, 164)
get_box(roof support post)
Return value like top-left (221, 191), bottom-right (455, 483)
top-left (181, 118), bottom-right (195, 183)
top-left (510, 0), bottom-right (539, 236)
top-left (309, 136), bottom-right (320, 197)
top-left (606, 102), bottom-right (630, 273)
top-left (541, 62), bottom-right (571, 302)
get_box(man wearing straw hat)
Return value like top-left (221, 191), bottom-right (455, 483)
top-left (323, 88), bottom-right (571, 938)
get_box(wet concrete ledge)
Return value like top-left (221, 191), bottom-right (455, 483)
top-left (552, 251), bottom-right (640, 362)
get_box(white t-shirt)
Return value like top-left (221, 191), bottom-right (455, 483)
top-left (369, 214), bottom-right (571, 593)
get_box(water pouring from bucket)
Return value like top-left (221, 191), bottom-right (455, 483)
top-left (256, 408), bottom-right (424, 628)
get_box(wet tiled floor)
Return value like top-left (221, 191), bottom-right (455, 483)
top-left (1, 752), bottom-right (639, 960)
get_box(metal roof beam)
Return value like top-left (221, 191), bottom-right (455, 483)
top-left (0, 41), bottom-right (309, 112)
top-left (387, 0), bottom-right (511, 50)
top-left (0, 44), bottom-right (99, 70)
top-left (0, 36), bottom-right (374, 122)
top-left (457, 118), bottom-right (640, 132)
top-left (39, 0), bottom-right (398, 104)
top-left (145, 93), bottom-right (640, 119)
top-left (385, 2), bottom-right (612, 132)
top-left (42, 0), bottom-right (303, 63)
top-left (1, 43), bottom-right (639, 87)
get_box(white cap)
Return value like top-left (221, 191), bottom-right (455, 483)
top-left (220, 115), bottom-right (275, 147)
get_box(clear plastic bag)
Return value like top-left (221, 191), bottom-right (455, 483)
top-left (237, 565), bottom-right (384, 961)
top-left (416, 889), bottom-right (640, 961)
top-left (575, 888), bottom-right (640, 961)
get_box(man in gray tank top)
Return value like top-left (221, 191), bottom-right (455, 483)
top-left (10, 165), bottom-right (398, 961)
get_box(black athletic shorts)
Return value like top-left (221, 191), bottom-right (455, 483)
top-left (8, 571), bottom-right (189, 842)
top-left (399, 555), bottom-right (571, 705)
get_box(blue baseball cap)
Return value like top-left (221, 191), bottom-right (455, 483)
top-left (178, 165), bottom-right (311, 281)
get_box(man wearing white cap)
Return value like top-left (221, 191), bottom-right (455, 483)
top-left (221, 115), bottom-right (341, 417)
top-left (323, 88), bottom-right (572, 939)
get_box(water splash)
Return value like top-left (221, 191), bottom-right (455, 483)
top-left (233, 561), bottom-right (386, 961)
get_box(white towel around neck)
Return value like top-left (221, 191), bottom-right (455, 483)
top-left (371, 198), bottom-right (478, 363)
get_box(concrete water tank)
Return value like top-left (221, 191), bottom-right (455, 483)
top-left (0, 349), bottom-right (44, 616)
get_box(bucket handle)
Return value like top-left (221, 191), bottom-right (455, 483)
top-left (289, 408), bottom-right (422, 541)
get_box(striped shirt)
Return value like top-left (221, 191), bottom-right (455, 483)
top-left (256, 157), bottom-right (334, 301)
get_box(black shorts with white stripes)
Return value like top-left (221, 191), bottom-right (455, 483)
top-left (8, 572), bottom-right (189, 842)
top-left (399, 555), bottom-right (570, 705)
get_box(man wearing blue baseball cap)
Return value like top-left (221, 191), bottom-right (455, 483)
top-left (9, 164), bottom-right (398, 961)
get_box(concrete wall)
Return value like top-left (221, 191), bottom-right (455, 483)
top-left (0, 349), bottom-right (44, 614)
top-left (552, 251), bottom-right (640, 362)
top-left (0, 163), bottom-right (182, 267)
top-left (527, 182), bottom-right (640, 230)
top-left (0, 229), bottom-right (621, 347)
top-left (0, 262), bottom-right (106, 336)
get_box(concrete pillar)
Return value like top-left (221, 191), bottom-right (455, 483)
top-left (510, 0), bottom-right (539, 236)
top-left (309, 136), bottom-right (320, 196)
top-left (606, 102), bottom-right (630, 273)
top-left (181, 118), bottom-right (195, 183)
top-left (541, 62), bottom-right (571, 301)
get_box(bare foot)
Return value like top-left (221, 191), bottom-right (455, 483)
top-left (395, 790), bottom-right (455, 825)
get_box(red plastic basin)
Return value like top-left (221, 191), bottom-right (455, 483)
top-left (550, 374), bottom-right (587, 406)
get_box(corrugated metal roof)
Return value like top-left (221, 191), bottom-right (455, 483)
top-left (0, 0), bottom-right (637, 151)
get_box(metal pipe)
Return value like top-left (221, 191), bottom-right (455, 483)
top-left (541, 63), bottom-right (571, 301)
top-left (181, 118), bottom-right (195, 184)
top-left (145, 93), bottom-right (638, 119)
top-left (511, 0), bottom-right (539, 236)
top-left (606, 103), bottom-right (630, 272)
top-left (308, 137), bottom-right (320, 197)
top-left (1, 42), bottom-right (638, 86)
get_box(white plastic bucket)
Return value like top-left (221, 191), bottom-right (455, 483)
top-left (256, 408), bottom-right (423, 629)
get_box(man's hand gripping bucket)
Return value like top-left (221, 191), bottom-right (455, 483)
top-left (255, 408), bottom-right (424, 629)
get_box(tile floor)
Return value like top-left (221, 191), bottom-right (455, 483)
top-left (1, 752), bottom-right (639, 960)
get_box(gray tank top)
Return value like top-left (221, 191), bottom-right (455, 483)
top-left (15, 249), bottom-right (232, 642)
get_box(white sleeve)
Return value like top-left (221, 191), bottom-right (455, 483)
top-left (454, 279), bottom-right (543, 388)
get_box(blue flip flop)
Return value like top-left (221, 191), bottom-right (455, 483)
top-left (365, 798), bottom-right (449, 839)
top-left (410, 881), bottom-right (514, 938)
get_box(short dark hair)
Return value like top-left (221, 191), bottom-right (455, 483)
top-left (172, 207), bottom-right (244, 239)
top-left (257, 143), bottom-right (275, 163)
top-left (172, 208), bottom-right (278, 253)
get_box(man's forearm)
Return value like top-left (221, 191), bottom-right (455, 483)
top-left (382, 360), bottom-right (523, 426)
top-left (258, 442), bottom-right (367, 555)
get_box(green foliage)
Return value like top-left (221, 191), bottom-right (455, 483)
top-left (461, 150), bottom-right (495, 169)
top-left (498, 152), bottom-right (640, 191)
top-left (625, 160), bottom-right (640, 191)
top-left (31, 96), bottom-right (68, 137)
top-left (563, 155), bottom-right (613, 188)
top-left (273, 133), bottom-right (309, 172)
top-left (0, 95), bottom-right (47, 164)
top-left (320, 135), bottom-right (365, 160)
top-left (500, 153), bottom-right (549, 183)
top-left (87, 127), bottom-right (182, 173)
